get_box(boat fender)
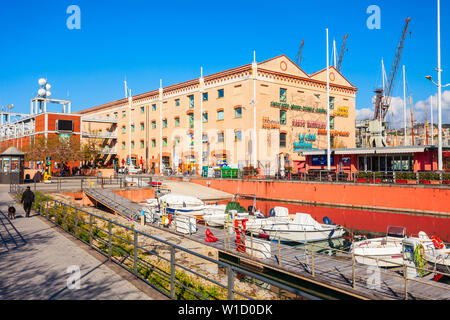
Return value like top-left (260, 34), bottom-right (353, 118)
top-left (431, 236), bottom-right (445, 249)
top-left (323, 216), bottom-right (332, 225)
top-left (269, 208), bottom-right (275, 217)
top-left (328, 228), bottom-right (335, 239)
top-left (248, 205), bottom-right (254, 213)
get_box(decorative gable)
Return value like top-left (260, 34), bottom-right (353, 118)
top-left (258, 55), bottom-right (309, 78)
top-left (309, 66), bottom-right (354, 88)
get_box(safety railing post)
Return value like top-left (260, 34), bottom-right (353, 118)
top-left (278, 235), bottom-right (282, 266)
top-left (134, 229), bottom-right (138, 275)
top-left (250, 232), bottom-right (254, 258)
top-left (352, 251), bottom-right (356, 288)
top-left (310, 243), bottom-right (315, 277)
top-left (75, 208), bottom-right (78, 237)
top-left (227, 265), bottom-right (234, 300)
top-left (170, 246), bottom-right (176, 299)
top-left (108, 220), bottom-right (112, 260)
top-left (89, 214), bottom-right (93, 247)
top-left (404, 264), bottom-right (408, 300)
top-left (63, 204), bottom-right (67, 230)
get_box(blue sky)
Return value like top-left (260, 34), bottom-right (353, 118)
top-left (0, 0), bottom-right (449, 127)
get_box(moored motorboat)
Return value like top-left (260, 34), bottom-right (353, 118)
top-left (350, 226), bottom-right (406, 267)
top-left (261, 213), bottom-right (345, 243)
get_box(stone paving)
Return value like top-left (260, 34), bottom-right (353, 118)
top-left (0, 186), bottom-right (165, 300)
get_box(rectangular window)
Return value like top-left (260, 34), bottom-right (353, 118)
top-left (189, 113), bottom-right (194, 129)
top-left (163, 119), bottom-right (167, 128)
top-left (174, 137), bottom-right (180, 146)
top-left (235, 107), bottom-right (242, 118)
top-left (280, 110), bottom-right (287, 125)
top-left (217, 110), bottom-right (224, 121)
top-left (329, 96), bottom-right (335, 110)
top-left (122, 126), bottom-right (126, 134)
top-left (140, 140), bottom-right (144, 149)
top-left (163, 138), bottom-right (167, 147)
top-left (202, 133), bottom-right (208, 143)
top-left (218, 89), bottom-right (224, 98)
top-left (122, 110), bottom-right (126, 118)
top-left (175, 99), bottom-right (180, 107)
top-left (218, 132), bottom-right (224, 142)
top-left (140, 106), bottom-right (145, 114)
top-left (152, 139), bottom-right (156, 147)
top-left (175, 117), bottom-right (180, 127)
top-left (202, 112), bottom-right (208, 123)
top-left (280, 132), bottom-right (287, 147)
top-left (131, 124), bottom-right (135, 132)
top-left (203, 92), bottom-right (208, 101)
top-left (280, 88), bottom-right (287, 102)
top-left (122, 142), bottom-right (126, 150)
top-left (140, 123), bottom-right (145, 131)
top-left (235, 130), bottom-right (242, 141)
top-left (131, 141), bottom-right (135, 149)
top-left (330, 116), bottom-right (335, 130)
top-left (189, 95), bottom-right (194, 109)
top-left (152, 121), bottom-right (156, 129)
top-left (152, 104), bottom-right (156, 111)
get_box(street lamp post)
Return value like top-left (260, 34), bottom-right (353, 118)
top-left (425, 0), bottom-right (449, 171)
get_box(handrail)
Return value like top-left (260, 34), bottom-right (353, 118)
top-left (10, 183), bottom-right (314, 300)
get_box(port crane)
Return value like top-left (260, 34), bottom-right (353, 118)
top-left (336, 34), bottom-right (348, 72)
top-left (296, 40), bottom-right (304, 67)
top-left (367, 17), bottom-right (411, 147)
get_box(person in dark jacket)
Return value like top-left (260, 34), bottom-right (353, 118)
top-left (21, 187), bottom-right (35, 218)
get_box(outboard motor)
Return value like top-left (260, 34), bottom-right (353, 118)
top-left (323, 216), bottom-right (332, 225)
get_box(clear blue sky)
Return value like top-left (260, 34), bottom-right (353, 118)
top-left (0, 0), bottom-right (449, 125)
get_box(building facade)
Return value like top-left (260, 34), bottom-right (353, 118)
top-left (78, 55), bottom-right (357, 174)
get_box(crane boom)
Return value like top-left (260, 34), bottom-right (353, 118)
top-left (374, 17), bottom-right (411, 121)
top-left (336, 34), bottom-right (348, 72)
top-left (296, 40), bottom-right (304, 67)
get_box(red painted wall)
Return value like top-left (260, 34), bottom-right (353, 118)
top-left (187, 178), bottom-right (450, 214)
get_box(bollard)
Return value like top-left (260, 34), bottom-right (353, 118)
top-left (133, 230), bottom-right (138, 275)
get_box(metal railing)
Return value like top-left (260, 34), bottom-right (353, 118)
top-left (10, 184), bottom-right (315, 300)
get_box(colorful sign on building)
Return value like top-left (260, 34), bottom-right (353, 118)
top-left (293, 133), bottom-right (317, 152)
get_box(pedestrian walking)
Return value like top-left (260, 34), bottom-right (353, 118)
top-left (21, 186), bottom-right (35, 218)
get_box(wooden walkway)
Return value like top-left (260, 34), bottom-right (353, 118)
top-left (84, 188), bottom-right (450, 300)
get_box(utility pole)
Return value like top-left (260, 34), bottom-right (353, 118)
top-left (199, 67), bottom-right (204, 175)
top-left (326, 28), bottom-right (331, 170)
top-left (410, 95), bottom-right (414, 146)
top-left (252, 51), bottom-right (258, 169)
top-left (403, 65), bottom-right (407, 146)
top-left (437, 0), bottom-right (443, 170)
top-left (159, 79), bottom-right (163, 175)
top-left (425, 102), bottom-right (429, 145)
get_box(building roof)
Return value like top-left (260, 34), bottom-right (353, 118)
top-left (1, 146), bottom-right (25, 156)
top-left (76, 54), bottom-right (357, 115)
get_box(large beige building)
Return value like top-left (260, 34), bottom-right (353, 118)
top-left (78, 55), bottom-right (357, 174)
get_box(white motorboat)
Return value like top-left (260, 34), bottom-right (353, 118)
top-left (245, 207), bottom-right (291, 234)
top-left (202, 204), bottom-right (227, 227)
top-left (402, 232), bottom-right (450, 277)
top-left (261, 213), bottom-right (345, 243)
top-left (154, 194), bottom-right (205, 216)
top-left (351, 226), bottom-right (406, 268)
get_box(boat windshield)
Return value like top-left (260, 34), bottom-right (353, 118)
top-left (387, 226), bottom-right (406, 238)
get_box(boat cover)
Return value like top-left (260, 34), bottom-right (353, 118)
top-left (158, 194), bottom-right (204, 206)
top-left (292, 213), bottom-right (321, 227)
top-left (273, 207), bottom-right (289, 218)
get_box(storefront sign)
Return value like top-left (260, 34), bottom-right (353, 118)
top-left (292, 119), bottom-right (306, 127)
top-left (318, 129), bottom-right (350, 137)
top-left (307, 121), bottom-right (326, 129)
top-left (262, 117), bottom-right (280, 129)
top-left (270, 102), bottom-right (327, 114)
top-left (293, 133), bottom-right (317, 151)
top-left (312, 155), bottom-right (335, 166)
top-left (334, 106), bottom-right (349, 117)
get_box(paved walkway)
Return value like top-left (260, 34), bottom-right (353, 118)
top-left (0, 187), bottom-right (165, 300)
